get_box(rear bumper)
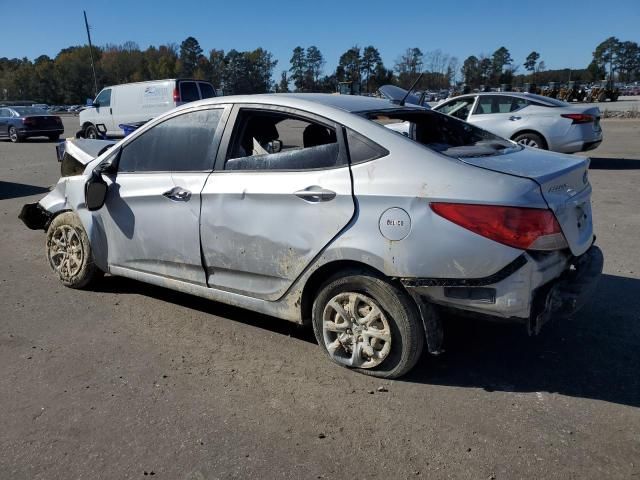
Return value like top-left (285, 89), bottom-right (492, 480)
top-left (19, 202), bottom-right (52, 230)
top-left (18, 127), bottom-right (64, 137)
top-left (581, 140), bottom-right (602, 152)
top-left (401, 245), bottom-right (603, 333)
top-left (528, 245), bottom-right (603, 334)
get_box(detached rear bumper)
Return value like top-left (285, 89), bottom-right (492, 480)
top-left (400, 245), bottom-right (603, 334)
top-left (19, 203), bottom-right (52, 230)
top-left (528, 245), bottom-right (603, 334)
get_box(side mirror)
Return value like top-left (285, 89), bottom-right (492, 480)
top-left (86, 98), bottom-right (95, 107)
top-left (85, 170), bottom-right (108, 211)
top-left (267, 139), bottom-right (282, 154)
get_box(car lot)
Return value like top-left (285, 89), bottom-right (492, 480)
top-left (1, 116), bottom-right (639, 478)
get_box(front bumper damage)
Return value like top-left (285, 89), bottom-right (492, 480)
top-left (400, 245), bottom-right (603, 335)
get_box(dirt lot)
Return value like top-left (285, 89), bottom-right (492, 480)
top-left (1, 117), bottom-right (639, 479)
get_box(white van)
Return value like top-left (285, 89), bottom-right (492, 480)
top-left (79, 79), bottom-right (216, 138)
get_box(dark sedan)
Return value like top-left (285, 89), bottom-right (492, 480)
top-left (0, 106), bottom-right (64, 143)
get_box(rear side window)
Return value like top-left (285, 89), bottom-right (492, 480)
top-left (474, 96), bottom-right (528, 114)
top-left (180, 82), bottom-right (199, 102)
top-left (225, 110), bottom-right (342, 171)
top-left (346, 129), bottom-right (388, 164)
top-left (199, 83), bottom-right (215, 99)
top-left (118, 109), bottom-right (223, 172)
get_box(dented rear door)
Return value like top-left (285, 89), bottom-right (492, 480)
top-left (199, 106), bottom-right (355, 301)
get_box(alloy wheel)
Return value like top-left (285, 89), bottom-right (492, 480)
top-left (517, 137), bottom-right (539, 148)
top-left (48, 225), bottom-right (84, 280)
top-left (322, 292), bottom-right (392, 368)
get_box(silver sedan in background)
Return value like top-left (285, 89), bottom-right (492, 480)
top-left (433, 92), bottom-right (603, 153)
top-left (20, 94), bottom-right (603, 378)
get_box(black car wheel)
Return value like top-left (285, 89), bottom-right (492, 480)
top-left (84, 125), bottom-right (98, 139)
top-left (9, 126), bottom-right (22, 143)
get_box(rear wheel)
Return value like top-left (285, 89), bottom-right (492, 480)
top-left (46, 212), bottom-right (103, 289)
top-left (84, 125), bottom-right (98, 139)
top-left (312, 270), bottom-right (424, 379)
top-left (513, 132), bottom-right (546, 149)
top-left (9, 126), bottom-right (22, 143)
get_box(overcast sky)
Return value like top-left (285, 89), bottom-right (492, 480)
top-left (3, 0), bottom-right (639, 76)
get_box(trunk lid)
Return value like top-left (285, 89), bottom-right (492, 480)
top-left (459, 148), bottom-right (594, 256)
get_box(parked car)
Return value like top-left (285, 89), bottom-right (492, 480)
top-left (432, 92), bottom-right (603, 153)
top-left (0, 106), bottom-right (64, 142)
top-left (20, 94), bottom-right (602, 378)
top-left (79, 78), bottom-right (217, 139)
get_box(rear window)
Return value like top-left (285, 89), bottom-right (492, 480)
top-left (199, 83), bottom-right (215, 99)
top-left (364, 109), bottom-right (522, 159)
top-left (521, 93), bottom-right (566, 107)
top-left (180, 82), bottom-right (200, 102)
top-left (13, 107), bottom-right (47, 115)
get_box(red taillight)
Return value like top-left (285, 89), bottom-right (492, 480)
top-left (173, 87), bottom-right (180, 103)
top-left (22, 117), bottom-right (36, 126)
top-left (430, 203), bottom-right (568, 251)
top-left (561, 113), bottom-right (594, 124)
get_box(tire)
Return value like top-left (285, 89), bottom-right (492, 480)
top-left (48, 134), bottom-right (60, 142)
top-left (84, 125), bottom-right (98, 139)
top-left (311, 270), bottom-right (424, 379)
top-left (597, 92), bottom-right (606, 102)
top-left (46, 212), bottom-right (103, 289)
top-left (9, 126), bottom-right (22, 143)
top-left (513, 132), bottom-right (546, 149)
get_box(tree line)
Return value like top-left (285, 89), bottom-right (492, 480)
top-left (1, 35), bottom-right (638, 104)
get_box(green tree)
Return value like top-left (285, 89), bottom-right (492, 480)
top-left (524, 51), bottom-right (540, 81)
top-left (338, 46), bottom-right (362, 85)
top-left (289, 46), bottom-right (306, 91)
top-left (208, 49), bottom-right (225, 90)
top-left (277, 71), bottom-right (289, 92)
top-left (361, 46), bottom-right (381, 93)
top-left (304, 46), bottom-right (324, 91)
top-left (461, 55), bottom-right (480, 87)
top-left (593, 36), bottom-right (620, 82)
top-left (614, 41), bottom-right (640, 82)
top-left (179, 36), bottom-right (203, 77)
top-left (491, 46), bottom-right (512, 84)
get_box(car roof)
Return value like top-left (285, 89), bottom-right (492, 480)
top-left (187, 93), bottom-right (419, 115)
top-left (447, 91), bottom-right (561, 106)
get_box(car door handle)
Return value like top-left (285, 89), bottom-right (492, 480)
top-left (294, 186), bottom-right (336, 203)
top-left (163, 186), bottom-right (191, 202)
top-left (509, 115), bottom-right (522, 121)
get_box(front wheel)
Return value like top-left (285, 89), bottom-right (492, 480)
top-left (513, 132), bottom-right (546, 149)
top-left (84, 125), bottom-right (98, 139)
top-left (46, 212), bottom-right (103, 289)
top-left (312, 271), bottom-right (424, 379)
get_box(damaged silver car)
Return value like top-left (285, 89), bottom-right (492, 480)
top-left (20, 94), bottom-right (603, 378)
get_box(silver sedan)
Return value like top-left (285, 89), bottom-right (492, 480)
top-left (20, 94), bottom-right (603, 378)
top-left (432, 92), bottom-right (603, 153)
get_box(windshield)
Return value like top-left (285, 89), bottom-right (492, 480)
top-left (363, 109), bottom-right (521, 158)
top-left (13, 107), bottom-right (47, 115)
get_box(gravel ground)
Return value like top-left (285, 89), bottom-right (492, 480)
top-left (0, 117), bottom-right (639, 479)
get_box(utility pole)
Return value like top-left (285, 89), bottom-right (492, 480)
top-left (84, 10), bottom-right (99, 97)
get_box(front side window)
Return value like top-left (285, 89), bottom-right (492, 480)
top-left (180, 82), bottom-right (199, 102)
top-left (95, 89), bottom-right (111, 107)
top-left (435, 97), bottom-right (475, 120)
top-left (118, 109), bottom-right (223, 172)
top-left (0, 108), bottom-right (10, 117)
top-left (224, 110), bottom-right (341, 171)
top-left (474, 96), bottom-right (528, 115)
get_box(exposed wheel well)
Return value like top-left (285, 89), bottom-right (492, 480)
top-left (300, 260), bottom-right (392, 327)
top-left (510, 130), bottom-right (548, 149)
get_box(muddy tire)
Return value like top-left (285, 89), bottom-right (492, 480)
top-left (513, 132), bottom-right (547, 149)
top-left (312, 270), bottom-right (424, 379)
top-left (46, 212), bottom-right (103, 289)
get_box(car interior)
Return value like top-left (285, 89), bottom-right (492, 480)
top-left (225, 111), bottom-right (340, 170)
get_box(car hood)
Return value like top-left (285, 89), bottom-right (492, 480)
top-left (61, 138), bottom-right (117, 165)
top-left (459, 148), bottom-right (594, 256)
